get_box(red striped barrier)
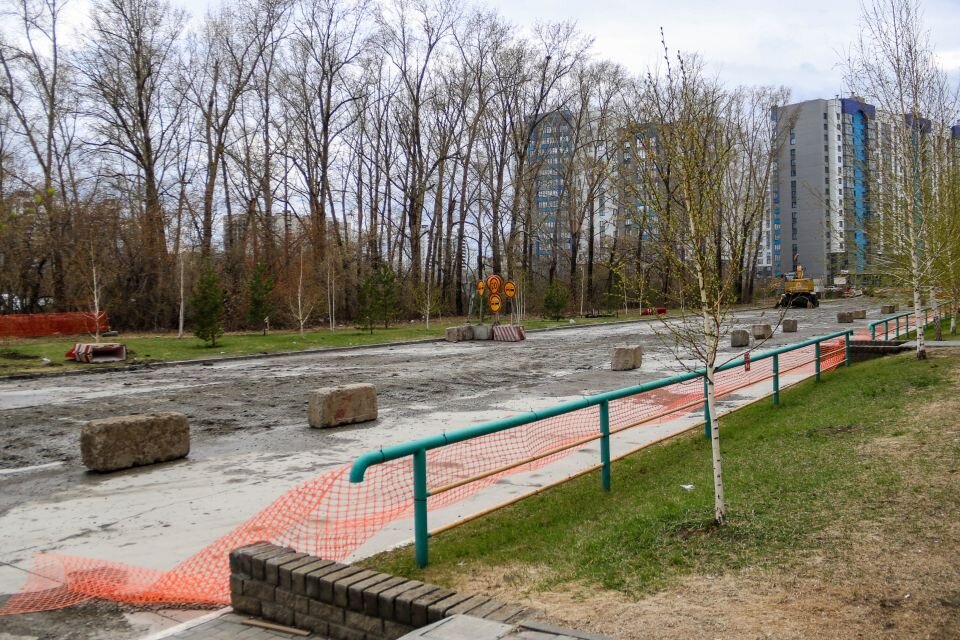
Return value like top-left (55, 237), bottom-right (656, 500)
top-left (492, 325), bottom-right (525, 342)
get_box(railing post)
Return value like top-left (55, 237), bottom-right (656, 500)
top-left (815, 341), bottom-right (821, 382)
top-left (599, 400), bottom-right (611, 492)
top-left (884, 319), bottom-right (889, 340)
top-left (871, 324), bottom-right (876, 340)
top-left (844, 333), bottom-right (851, 367)
top-left (703, 374), bottom-right (711, 438)
top-left (772, 353), bottom-right (780, 405)
top-left (413, 449), bottom-right (429, 568)
top-left (895, 316), bottom-right (900, 339)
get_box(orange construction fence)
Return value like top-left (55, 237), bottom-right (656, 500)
top-left (0, 313), bottom-right (109, 338)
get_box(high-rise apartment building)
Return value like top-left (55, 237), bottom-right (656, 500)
top-left (768, 97), bottom-right (881, 283)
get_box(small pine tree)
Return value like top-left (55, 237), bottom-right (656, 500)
top-left (543, 281), bottom-right (569, 320)
top-left (357, 265), bottom-right (399, 332)
top-left (192, 265), bottom-right (225, 347)
top-left (247, 263), bottom-right (274, 334)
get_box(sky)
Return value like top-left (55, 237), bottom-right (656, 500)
top-left (480, 0), bottom-right (960, 102)
top-left (52, 0), bottom-right (960, 106)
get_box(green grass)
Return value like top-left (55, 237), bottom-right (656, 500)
top-left (363, 352), bottom-right (956, 596)
top-left (0, 310), bottom-right (682, 375)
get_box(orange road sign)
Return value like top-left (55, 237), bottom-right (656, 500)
top-left (486, 274), bottom-right (503, 295)
top-left (488, 293), bottom-right (503, 314)
top-left (503, 280), bottom-right (517, 299)
top-left (476, 280), bottom-right (485, 296)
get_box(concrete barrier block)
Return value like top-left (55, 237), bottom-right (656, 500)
top-left (837, 311), bottom-right (854, 323)
top-left (752, 324), bottom-right (773, 340)
top-left (782, 319), bottom-right (798, 332)
top-left (852, 310), bottom-right (867, 319)
top-left (611, 345), bottom-right (642, 371)
top-left (309, 384), bottom-right (378, 428)
top-left (881, 305), bottom-right (897, 314)
top-left (731, 329), bottom-right (750, 348)
top-left (471, 324), bottom-right (492, 340)
top-left (81, 412), bottom-right (189, 472)
top-left (444, 327), bottom-right (463, 343)
top-left (460, 325), bottom-right (474, 340)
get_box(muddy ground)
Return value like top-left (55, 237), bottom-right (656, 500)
top-left (0, 300), bottom-right (875, 639)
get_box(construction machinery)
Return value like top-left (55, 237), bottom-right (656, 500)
top-left (776, 264), bottom-right (820, 308)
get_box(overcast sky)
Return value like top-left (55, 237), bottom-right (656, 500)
top-left (480, 0), bottom-right (960, 102)
top-left (56, 0), bottom-right (960, 106)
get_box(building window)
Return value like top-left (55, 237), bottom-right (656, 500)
top-left (790, 128), bottom-right (796, 145)
top-left (790, 180), bottom-right (797, 208)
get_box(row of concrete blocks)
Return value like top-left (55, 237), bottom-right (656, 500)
top-left (728, 321), bottom-right (797, 348)
top-left (230, 542), bottom-right (529, 640)
top-left (82, 383), bottom-right (380, 472)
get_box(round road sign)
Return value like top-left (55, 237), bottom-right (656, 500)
top-left (476, 280), bottom-right (485, 296)
top-left (486, 274), bottom-right (503, 295)
top-left (488, 293), bottom-right (503, 314)
top-left (503, 280), bottom-right (517, 299)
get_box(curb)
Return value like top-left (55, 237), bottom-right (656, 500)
top-left (2, 303), bottom-right (782, 382)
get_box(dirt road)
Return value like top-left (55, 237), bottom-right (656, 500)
top-left (0, 300), bottom-right (873, 639)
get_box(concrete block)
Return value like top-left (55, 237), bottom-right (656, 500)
top-left (837, 312), bottom-right (854, 323)
top-left (852, 309), bottom-right (867, 319)
top-left (611, 345), bottom-right (642, 371)
top-left (730, 329), bottom-right (750, 348)
top-left (471, 324), bottom-right (492, 340)
top-left (882, 304), bottom-right (898, 314)
top-left (81, 412), bottom-right (189, 472)
top-left (752, 324), bottom-right (773, 340)
top-left (782, 319), bottom-right (798, 332)
top-left (459, 325), bottom-right (474, 340)
top-left (308, 384), bottom-right (377, 428)
top-left (444, 327), bottom-right (463, 342)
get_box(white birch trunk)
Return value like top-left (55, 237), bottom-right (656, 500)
top-left (702, 309), bottom-right (725, 525)
top-left (909, 239), bottom-right (926, 359)
top-left (177, 254), bottom-right (185, 339)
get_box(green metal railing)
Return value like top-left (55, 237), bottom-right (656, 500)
top-left (868, 305), bottom-right (946, 340)
top-left (349, 329), bottom-right (854, 567)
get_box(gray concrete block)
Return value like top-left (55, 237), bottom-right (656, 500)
top-left (348, 572), bottom-right (395, 611)
top-left (882, 304), bottom-right (898, 314)
top-left (383, 620), bottom-right (417, 639)
top-left (314, 565), bottom-right (365, 603)
top-left (426, 592), bottom-right (476, 623)
top-left (378, 580), bottom-right (424, 621)
top-left (276, 588), bottom-right (310, 614)
top-left (243, 579), bottom-right (276, 603)
top-left (278, 556), bottom-right (321, 591)
top-left (471, 324), bottom-right (492, 340)
top-left (294, 611), bottom-right (330, 635)
top-left (308, 384), bottom-right (378, 428)
top-left (250, 546), bottom-right (293, 581)
top-left (460, 325), bottom-right (475, 340)
top-left (292, 559), bottom-right (337, 595)
top-left (611, 345), bottom-right (642, 371)
top-left (308, 597), bottom-right (346, 624)
top-left (395, 584), bottom-right (440, 625)
top-left (411, 588), bottom-right (456, 627)
top-left (364, 576), bottom-right (409, 617)
top-left (445, 327), bottom-right (463, 342)
top-left (344, 609), bottom-right (385, 636)
top-left (852, 309), bottom-right (867, 319)
top-left (334, 569), bottom-right (379, 608)
top-left (731, 329), bottom-right (750, 348)
top-left (264, 552), bottom-right (308, 586)
top-left (837, 312), bottom-right (854, 323)
top-left (261, 601), bottom-right (295, 627)
top-left (752, 324), bottom-right (773, 340)
top-left (782, 319), bottom-right (798, 332)
top-left (301, 561), bottom-right (347, 598)
top-left (81, 412), bottom-right (189, 472)
top-left (230, 594), bottom-right (262, 616)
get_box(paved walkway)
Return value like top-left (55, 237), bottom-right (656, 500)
top-left (145, 611), bottom-right (315, 639)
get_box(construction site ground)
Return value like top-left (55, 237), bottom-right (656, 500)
top-left (0, 299), bottom-right (888, 639)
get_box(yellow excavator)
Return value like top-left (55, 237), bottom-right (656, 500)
top-left (776, 264), bottom-right (820, 308)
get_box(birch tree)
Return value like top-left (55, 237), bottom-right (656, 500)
top-left (844, 0), bottom-right (954, 359)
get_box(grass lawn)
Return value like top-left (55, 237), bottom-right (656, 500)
top-left (363, 351), bottom-right (960, 638)
top-left (0, 307), bottom-right (701, 376)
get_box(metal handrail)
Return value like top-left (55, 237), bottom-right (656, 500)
top-left (868, 305), bottom-right (947, 340)
top-left (349, 328), bottom-right (854, 567)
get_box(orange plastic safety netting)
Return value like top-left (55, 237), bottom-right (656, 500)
top-left (0, 339), bottom-right (847, 616)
